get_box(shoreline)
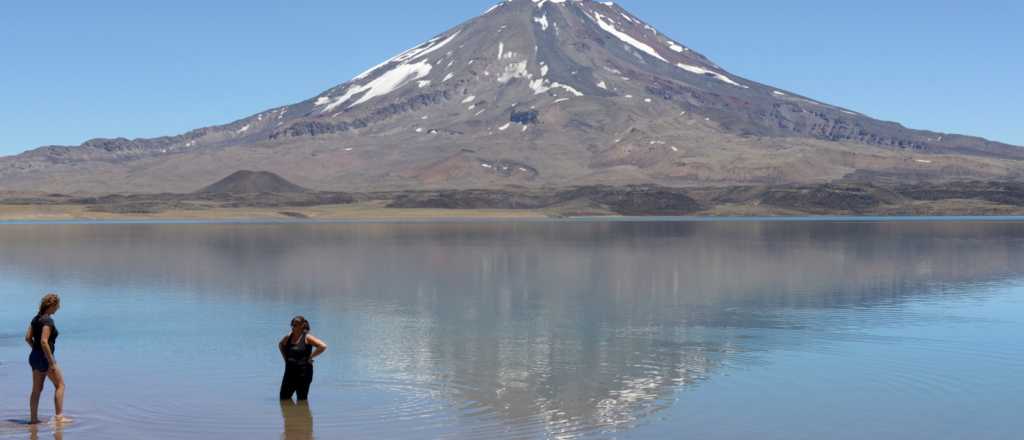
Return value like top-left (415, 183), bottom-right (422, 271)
top-left (5, 181), bottom-right (1024, 222)
top-left (3, 203), bottom-right (1024, 224)
top-left (0, 203), bottom-right (549, 222)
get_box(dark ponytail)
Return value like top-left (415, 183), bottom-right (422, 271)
top-left (291, 315), bottom-right (310, 334)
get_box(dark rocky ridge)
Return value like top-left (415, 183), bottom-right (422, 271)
top-left (894, 181), bottom-right (1024, 206)
top-left (387, 185), bottom-right (703, 215)
top-left (6, 180), bottom-right (1024, 217)
top-left (67, 191), bottom-right (356, 213)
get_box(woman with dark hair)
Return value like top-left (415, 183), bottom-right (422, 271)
top-left (278, 316), bottom-right (327, 401)
top-left (25, 293), bottom-right (68, 425)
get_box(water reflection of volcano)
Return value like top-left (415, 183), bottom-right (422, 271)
top-left (360, 314), bottom-right (737, 436)
top-left (2, 221), bottom-right (1024, 435)
top-left (3, 221), bottom-right (1023, 311)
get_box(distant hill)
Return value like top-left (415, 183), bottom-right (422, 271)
top-left (198, 170), bottom-right (309, 194)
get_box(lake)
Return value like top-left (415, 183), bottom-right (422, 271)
top-left (1, 220), bottom-right (1023, 439)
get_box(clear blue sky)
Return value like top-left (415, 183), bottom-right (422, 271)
top-left (1, 0), bottom-right (1021, 156)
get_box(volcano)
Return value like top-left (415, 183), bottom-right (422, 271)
top-left (198, 171), bottom-right (309, 194)
top-left (2, 0), bottom-right (1021, 194)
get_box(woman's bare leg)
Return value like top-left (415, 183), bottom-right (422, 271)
top-left (29, 370), bottom-right (46, 424)
top-left (46, 367), bottom-right (65, 420)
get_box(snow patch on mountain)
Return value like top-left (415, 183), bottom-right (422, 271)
top-left (534, 14), bottom-right (549, 31)
top-left (532, 0), bottom-right (569, 7)
top-left (353, 31), bottom-right (461, 82)
top-left (323, 60), bottom-right (433, 111)
top-left (492, 56), bottom-right (583, 97)
top-left (530, 78), bottom-right (583, 96)
top-left (589, 11), bottom-right (667, 63)
top-left (498, 60), bottom-right (530, 83)
top-left (676, 63), bottom-right (747, 88)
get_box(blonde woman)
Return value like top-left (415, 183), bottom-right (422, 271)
top-left (25, 293), bottom-right (68, 424)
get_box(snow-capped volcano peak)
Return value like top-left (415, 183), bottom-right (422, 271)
top-left (3, 0), bottom-right (1020, 194)
top-left (308, 0), bottom-right (742, 117)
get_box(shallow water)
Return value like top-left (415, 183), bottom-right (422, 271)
top-left (1, 220), bottom-right (1023, 439)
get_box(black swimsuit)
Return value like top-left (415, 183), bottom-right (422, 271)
top-left (28, 315), bottom-right (58, 373)
top-left (280, 334), bottom-right (314, 400)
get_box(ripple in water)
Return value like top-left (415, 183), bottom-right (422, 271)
top-left (0, 417), bottom-right (92, 440)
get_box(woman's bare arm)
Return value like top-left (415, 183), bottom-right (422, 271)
top-left (39, 326), bottom-right (56, 366)
top-left (306, 335), bottom-right (328, 360)
top-left (24, 326), bottom-right (32, 348)
top-left (278, 335), bottom-right (289, 361)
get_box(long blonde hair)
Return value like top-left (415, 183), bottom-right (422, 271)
top-left (37, 293), bottom-right (60, 317)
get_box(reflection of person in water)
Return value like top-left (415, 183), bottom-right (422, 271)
top-left (279, 399), bottom-right (314, 440)
top-left (278, 316), bottom-right (327, 401)
top-left (28, 421), bottom-right (64, 440)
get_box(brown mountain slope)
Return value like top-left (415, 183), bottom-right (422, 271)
top-left (0, 0), bottom-right (1020, 194)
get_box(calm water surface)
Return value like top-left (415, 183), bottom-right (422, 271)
top-left (1, 221), bottom-right (1023, 439)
